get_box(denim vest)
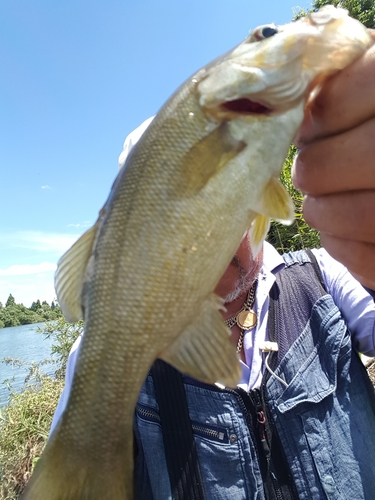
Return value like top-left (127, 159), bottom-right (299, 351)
top-left (134, 250), bottom-right (375, 499)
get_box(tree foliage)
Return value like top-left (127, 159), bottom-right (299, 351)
top-left (0, 297), bottom-right (63, 329)
top-left (5, 295), bottom-right (15, 308)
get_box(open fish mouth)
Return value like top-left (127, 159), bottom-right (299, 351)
top-left (221, 98), bottom-right (271, 115)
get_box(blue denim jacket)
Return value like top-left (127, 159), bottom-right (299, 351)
top-left (134, 251), bottom-right (375, 499)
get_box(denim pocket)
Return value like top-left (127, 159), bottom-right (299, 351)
top-left (267, 296), bottom-right (350, 413)
top-left (136, 402), bottom-right (229, 444)
top-left (136, 377), bottom-right (265, 500)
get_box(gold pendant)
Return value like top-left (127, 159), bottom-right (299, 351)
top-left (236, 309), bottom-right (257, 330)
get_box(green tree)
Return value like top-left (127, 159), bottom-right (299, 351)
top-left (0, 303), bottom-right (43, 328)
top-left (5, 294), bottom-right (15, 307)
top-left (29, 300), bottom-right (41, 312)
top-left (0, 296), bottom-right (62, 329)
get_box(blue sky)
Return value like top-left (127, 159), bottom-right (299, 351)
top-left (0, 0), bottom-right (310, 307)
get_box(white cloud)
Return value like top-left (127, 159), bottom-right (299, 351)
top-left (41, 185), bottom-right (51, 189)
top-left (0, 231), bottom-right (79, 254)
top-left (0, 269), bottom-right (57, 307)
top-left (66, 221), bottom-right (91, 228)
top-left (0, 230), bottom-right (86, 306)
top-left (0, 262), bottom-right (56, 277)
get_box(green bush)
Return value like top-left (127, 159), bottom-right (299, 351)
top-left (38, 318), bottom-right (84, 379)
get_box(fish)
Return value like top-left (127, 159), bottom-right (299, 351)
top-left (22, 6), bottom-right (372, 500)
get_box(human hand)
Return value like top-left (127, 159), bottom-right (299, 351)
top-left (293, 32), bottom-right (375, 289)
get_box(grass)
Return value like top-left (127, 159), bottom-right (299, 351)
top-left (0, 376), bottom-right (63, 499)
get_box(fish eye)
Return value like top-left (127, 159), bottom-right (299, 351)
top-left (261, 26), bottom-right (278, 38)
top-left (246, 24), bottom-right (278, 43)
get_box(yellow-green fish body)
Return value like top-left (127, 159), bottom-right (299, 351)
top-left (22, 6), bottom-right (372, 499)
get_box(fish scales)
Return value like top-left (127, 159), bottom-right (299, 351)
top-left (22, 6), bottom-right (372, 499)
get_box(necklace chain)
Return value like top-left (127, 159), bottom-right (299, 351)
top-left (225, 280), bottom-right (257, 354)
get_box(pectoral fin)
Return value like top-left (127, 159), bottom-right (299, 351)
top-left (249, 214), bottom-right (270, 257)
top-left (159, 293), bottom-right (241, 387)
top-left (260, 177), bottom-right (294, 223)
top-left (54, 223), bottom-right (98, 323)
top-left (249, 178), bottom-right (294, 256)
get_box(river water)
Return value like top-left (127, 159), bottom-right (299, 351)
top-left (0, 322), bottom-right (58, 407)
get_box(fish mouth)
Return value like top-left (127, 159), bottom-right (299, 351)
top-left (220, 98), bottom-right (271, 115)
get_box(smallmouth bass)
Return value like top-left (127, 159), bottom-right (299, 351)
top-left (22, 6), bottom-right (372, 500)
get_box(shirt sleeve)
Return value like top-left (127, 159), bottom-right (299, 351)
top-left (312, 248), bottom-right (375, 356)
top-left (117, 116), bottom-right (154, 170)
top-left (49, 334), bottom-right (83, 436)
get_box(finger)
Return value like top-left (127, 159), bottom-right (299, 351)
top-left (295, 38), bottom-right (375, 147)
top-left (303, 191), bottom-right (375, 244)
top-left (293, 116), bottom-right (375, 195)
top-left (320, 233), bottom-right (375, 290)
